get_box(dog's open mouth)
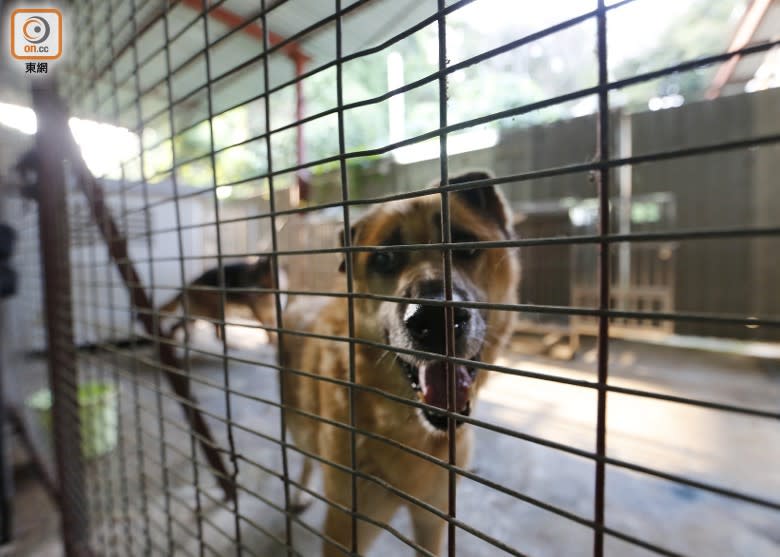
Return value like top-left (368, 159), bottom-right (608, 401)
top-left (400, 358), bottom-right (477, 431)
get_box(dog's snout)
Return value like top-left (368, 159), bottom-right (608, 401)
top-left (403, 303), bottom-right (470, 353)
top-left (453, 307), bottom-right (470, 338)
top-left (404, 304), bottom-right (435, 343)
top-left (397, 278), bottom-right (484, 355)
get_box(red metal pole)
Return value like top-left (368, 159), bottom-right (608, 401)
top-left (179, 0), bottom-right (310, 67)
top-left (295, 57), bottom-right (310, 206)
top-left (178, 0), bottom-right (311, 206)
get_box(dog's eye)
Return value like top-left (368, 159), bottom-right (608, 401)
top-left (451, 230), bottom-right (481, 260)
top-left (370, 251), bottom-right (404, 274)
top-left (454, 245), bottom-right (481, 259)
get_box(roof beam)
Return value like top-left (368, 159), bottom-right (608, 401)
top-left (180, 0), bottom-right (310, 66)
top-left (707, 0), bottom-right (773, 99)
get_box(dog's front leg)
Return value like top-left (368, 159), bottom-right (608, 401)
top-left (406, 446), bottom-right (472, 557)
top-left (407, 497), bottom-right (447, 556)
top-left (250, 296), bottom-right (278, 344)
top-left (290, 456), bottom-right (314, 514)
top-left (321, 471), bottom-right (401, 557)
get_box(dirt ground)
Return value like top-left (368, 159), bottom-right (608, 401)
top-left (7, 325), bottom-right (780, 556)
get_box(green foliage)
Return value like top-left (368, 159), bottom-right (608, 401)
top-left (145, 0), bottom-right (746, 197)
top-left (613, 0), bottom-right (745, 110)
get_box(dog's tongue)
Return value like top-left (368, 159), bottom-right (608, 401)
top-left (418, 361), bottom-right (473, 413)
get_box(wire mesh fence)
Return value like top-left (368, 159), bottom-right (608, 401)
top-left (3, 0), bottom-right (780, 556)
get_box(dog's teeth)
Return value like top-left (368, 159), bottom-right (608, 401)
top-left (419, 364), bottom-right (429, 396)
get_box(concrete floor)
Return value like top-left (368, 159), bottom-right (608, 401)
top-left (7, 325), bottom-right (780, 556)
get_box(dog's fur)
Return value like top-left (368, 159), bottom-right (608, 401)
top-left (279, 172), bottom-right (519, 556)
top-left (160, 256), bottom-right (286, 342)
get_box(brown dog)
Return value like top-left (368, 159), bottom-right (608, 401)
top-left (160, 256), bottom-right (286, 342)
top-left (279, 172), bottom-right (519, 556)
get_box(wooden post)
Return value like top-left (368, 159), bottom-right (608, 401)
top-left (32, 82), bottom-right (92, 557)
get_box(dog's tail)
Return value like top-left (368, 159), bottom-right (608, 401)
top-left (158, 293), bottom-right (182, 317)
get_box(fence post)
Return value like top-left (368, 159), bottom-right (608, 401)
top-left (32, 82), bottom-right (92, 557)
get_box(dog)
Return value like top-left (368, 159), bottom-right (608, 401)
top-left (278, 171), bottom-right (520, 556)
top-left (160, 256), bottom-right (287, 343)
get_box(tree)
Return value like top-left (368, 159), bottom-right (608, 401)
top-left (612, 0), bottom-right (746, 110)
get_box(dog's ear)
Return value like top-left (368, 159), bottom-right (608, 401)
top-left (251, 255), bottom-right (272, 274)
top-left (443, 171), bottom-right (512, 234)
top-left (337, 224), bottom-right (357, 273)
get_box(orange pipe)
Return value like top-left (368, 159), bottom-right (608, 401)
top-left (295, 56), bottom-right (310, 204)
top-left (181, 0), bottom-right (311, 205)
top-left (180, 0), bottom-right (310, 66)
top-left (707, 0), bottom-right (772, 99)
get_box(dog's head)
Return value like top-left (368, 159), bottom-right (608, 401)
top-left (340, 171), bottom-right (519, 432)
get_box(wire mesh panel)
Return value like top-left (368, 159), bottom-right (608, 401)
top-left (11, 0), bottom-right (779, 556)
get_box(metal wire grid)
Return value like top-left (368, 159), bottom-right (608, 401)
top-left (19, 0), bottom-right (777, 556)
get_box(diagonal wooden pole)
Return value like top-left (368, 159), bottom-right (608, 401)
top-left (38, 87), bottom-right (236, 502)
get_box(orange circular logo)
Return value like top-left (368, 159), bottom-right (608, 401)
top-left (22, 16), bottom-right (50, 44)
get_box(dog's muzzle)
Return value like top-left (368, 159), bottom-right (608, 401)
top-left (395, 279), bottom-right (484, 430)
top-left (402, 358), bottom-right (476, 410)
top-left (403, 302), bottom-right (471, 354)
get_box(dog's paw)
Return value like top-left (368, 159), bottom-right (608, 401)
top-left (289, 492), bottom-right (313, 515)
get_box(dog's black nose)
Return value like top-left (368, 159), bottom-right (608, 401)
top-left (404, 303), bottom-right (470, 353)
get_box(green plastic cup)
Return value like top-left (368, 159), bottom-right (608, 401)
top-left (26, 382), bottom-right (118, 459)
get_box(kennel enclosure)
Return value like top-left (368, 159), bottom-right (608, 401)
top-left (1, 1), bottom-right (779, 556)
